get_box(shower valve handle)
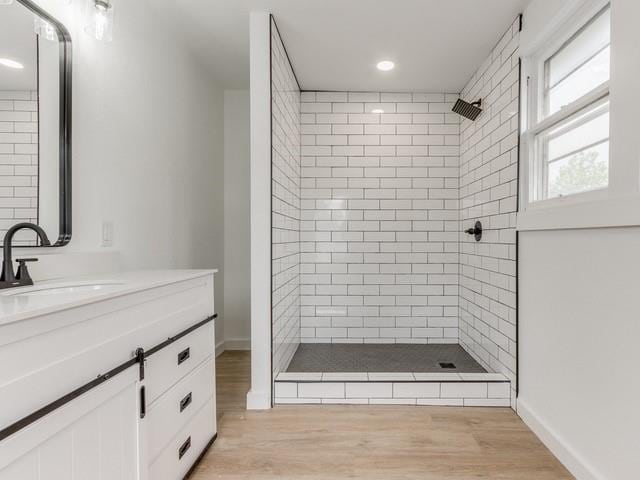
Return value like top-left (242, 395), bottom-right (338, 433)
top-left (465, 221), bottom-right (483, 242)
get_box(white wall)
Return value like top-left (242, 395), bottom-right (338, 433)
top-left (22, 0), bottom-right (225, 341)
top-left (223, 90), bottom-right (251, 350)
top-left (248, 11), bottom-right (272, 410)
top-left (518, 1), bottom-right (640, 479)
top-left (38, 35), bottom-right (61, 244)
top-left (519, 228), bottom-right (640, 480)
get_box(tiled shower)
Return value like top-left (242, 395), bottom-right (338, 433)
top-left (271, 15), bottom-right (520, 406)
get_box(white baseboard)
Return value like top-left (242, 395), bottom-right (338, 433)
top-left (246, 389), bottom-right (271, 410)
top-left (517, 399), bottom-right (604, 480)
top-left (215, 337), bottom-right (251, 357)
top-left (224, 338), bottom-right (251, 350)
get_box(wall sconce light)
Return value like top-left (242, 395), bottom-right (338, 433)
top-left (84, 0), bottom-right (114, 42)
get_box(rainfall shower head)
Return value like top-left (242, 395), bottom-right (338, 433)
top-left (452, 98), bottom-right (482, 121)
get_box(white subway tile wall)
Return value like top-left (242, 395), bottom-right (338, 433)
top-left (458, 17), bottom-right (520, 402)
top-left (0, 91), bottom-right (39, 245)
top-left (299, 91), bottom-right (461, 344)
top-left (271, 19), bottom-right (302, 378)
top-left (274, 374), bottom-right (511, 406)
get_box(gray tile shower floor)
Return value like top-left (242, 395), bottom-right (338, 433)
top-left (286, 343), bottom-right (487, 373)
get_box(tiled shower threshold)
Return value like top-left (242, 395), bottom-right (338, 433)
top-left (275, 343), bottom-right (511, 407)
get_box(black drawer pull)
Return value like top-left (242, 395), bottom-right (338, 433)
top-left (179, 392), bottom-right (193, 412)
top-left (139, 386), bottom-right (146, 419)
top-left (178, 436), bottom-right (191, 459)
top-left (177, 347), bottom-right (190, 365)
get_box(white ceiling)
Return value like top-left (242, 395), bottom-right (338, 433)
top-left (0, 2), bottom-right (38, 91)
top-left (151, 0), bottom-right (530, 92)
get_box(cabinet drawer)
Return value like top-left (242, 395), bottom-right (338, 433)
top-left (147, 357), bottom-right (215, 462)
top-left (145, 322), bottom-right (214, 404)
top-left (148, 398), bottom-right (215, 480)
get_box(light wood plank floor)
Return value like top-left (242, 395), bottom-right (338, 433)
top-left (191, 351), bottom-right (572, 479)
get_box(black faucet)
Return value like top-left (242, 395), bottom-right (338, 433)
top-left (0, 222), bottom-right (51, 290)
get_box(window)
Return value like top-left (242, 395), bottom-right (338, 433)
top-left (543, 7), bottom-right (610, 117)
top-left (533, 97), bottom-right (609, 201)
top-left (523, 3), bottom-right (611, 205)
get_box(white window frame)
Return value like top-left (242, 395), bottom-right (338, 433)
top-left (523, 83), bottom-right (610, 208)
top-left (516, 0), bottom-right (640, 230)
top-left (521, 1), bottom-right (611, 209)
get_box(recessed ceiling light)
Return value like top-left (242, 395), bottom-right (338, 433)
top-left (0, 58), bottom-right (24, 70)
top-left (371, 109), bottom-right (384, 114)
top-left (376, 60), bottom-right (395, 71)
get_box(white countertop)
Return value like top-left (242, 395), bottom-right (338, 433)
top-left (0, 269), bottom-right (217, 326)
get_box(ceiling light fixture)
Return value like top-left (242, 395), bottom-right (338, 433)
top-left (0, 58), bottom-right (24, 69)
top-left (376, 60), bottom-right (395, 71)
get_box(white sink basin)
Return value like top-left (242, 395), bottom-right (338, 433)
top-left (3, 281), bottom-right (126, 297)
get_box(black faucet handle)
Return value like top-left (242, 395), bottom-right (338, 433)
top-left (15, 258), bottom-right (38, 283)
top-left (464, 221), bottom-right (483, 242)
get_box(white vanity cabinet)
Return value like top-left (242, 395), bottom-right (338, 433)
top-left (143, 322), bottom-right (217, 479)
top-left (0, 270), bottom-right (217, 480)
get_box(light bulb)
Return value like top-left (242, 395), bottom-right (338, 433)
top-left (376, 60), bottom-right (395, 71)
top-left (94, 6), bottom-right (108, 40)
top-left (85, 0), bottom-right (114, 41)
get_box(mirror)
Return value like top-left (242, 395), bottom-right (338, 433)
top-left (0, 0), bottom-right (71, 247)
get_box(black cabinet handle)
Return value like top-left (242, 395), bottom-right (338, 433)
top-left (179, 392), bottom-right (193, 412)
top-left (139, 386), bottom-right (146, 419)
top-left (177, 347), bottom-right (190, 365)
top-left (178, 436), bottom-right (191, 459)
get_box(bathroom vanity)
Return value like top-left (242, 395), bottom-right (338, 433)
top-left (0, 270), bottom-right (217, 480)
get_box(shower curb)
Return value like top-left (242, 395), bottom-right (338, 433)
top-left (274, 373), bottom-right (511, 406)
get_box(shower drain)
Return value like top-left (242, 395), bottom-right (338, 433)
top-left (439, 362), bottom-right (456, 369)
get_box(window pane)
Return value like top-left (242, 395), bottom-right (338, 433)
top-left (548, 142), bottom-right (608, 198)
top-left (548, 107), bottom-right (609, 160)
top-left (548, 46), bottom-right (610, 114)
top-left (544, 6), bottom-right (610, 116)
top-left (535, 98), bottom-right (609, 200)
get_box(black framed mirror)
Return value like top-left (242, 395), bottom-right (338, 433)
top-left (0, 0), bottom-right (71, 247)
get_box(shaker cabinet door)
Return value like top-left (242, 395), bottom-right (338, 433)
top-left (0, 369), bottom-right (141, 480)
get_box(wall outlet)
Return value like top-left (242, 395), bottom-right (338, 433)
top-left (102, 221), bottom-right (114, 247)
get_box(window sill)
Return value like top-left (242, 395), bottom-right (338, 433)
top-left (517, 195), bottom-right (640, 231)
